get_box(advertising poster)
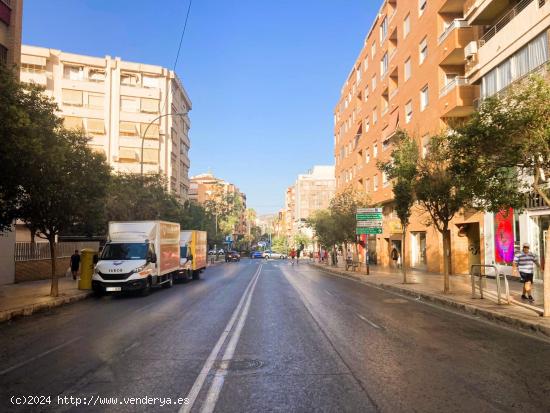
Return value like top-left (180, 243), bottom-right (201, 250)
top-left (494, 208), bottom-right (514, 264)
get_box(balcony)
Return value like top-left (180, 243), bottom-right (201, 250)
top-left (479, 0), bottom-right (536, 46)
top-left (464, 0), bottom-right (517, 25)
top-left (20, 70), bottom-right (47, 86)
top-left (438, 20), bottom-right (474, 65)
top-left (439, 0), bottom-right (466, 13)
top-left (439, 76), bottom-right (476, 117)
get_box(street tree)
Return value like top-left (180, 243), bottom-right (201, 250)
top-left (18, 129), bottom-right (111, 296)
top-left (454, 73), bottom-right (550, 313)
top-left (378, 130), bottom-right (419, 283)
top-left (307, 210), bottom-right (340, 264)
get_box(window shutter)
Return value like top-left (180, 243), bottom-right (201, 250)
top-left (141, 98), bottom-right (159, 113)
top-left (63, 116), bottom-right (83, 130)
top-left (62, 89), bottom-right (83, 106)
top-left (142, 123), bottom-right (160, 139)
top-left (87, 118), bottom-right (105, 134)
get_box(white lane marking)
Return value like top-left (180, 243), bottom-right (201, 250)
top-left (180, 264), bottom-right (263, 413)
top-left (0, 336), bottom-right (82, 376)
top-left (355, 313), bottom-right (381, 329)
top-left (200, 269), bottom-right (261, 413)
top-left (324, 289), bottom-right (334, 297)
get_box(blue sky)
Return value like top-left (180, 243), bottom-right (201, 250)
top-left (23, 0), bottom-right (379, 214)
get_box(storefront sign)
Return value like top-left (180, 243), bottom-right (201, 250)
top-left (494, 208), bottom-right (514, 264)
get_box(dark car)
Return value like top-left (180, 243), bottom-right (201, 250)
top-left (226, 251), bottom-right (241, 262)
top-left (251, 251), bottom-right (263, 259)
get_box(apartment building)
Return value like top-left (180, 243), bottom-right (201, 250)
top-left (0, 0), bottom-right (22, 66)
top-left (334, 0), bottom-right (488, 274)
top-left (463, 0), bottom-right (550, 279)
top-left (20, 45), bottom-right (192, 200)
top-left (189, 173), bottom-right (248, 238)
top-left (285, 166), bottom-right (336, 242)
top-left (284, 186), bottom-right (296, 242)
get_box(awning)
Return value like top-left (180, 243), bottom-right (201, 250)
top-left (383, 108), bottom-right (400, 141)
top-left (23, 55), bottom-right (46, 66)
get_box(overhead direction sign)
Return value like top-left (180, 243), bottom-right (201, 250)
top-left (356, 207), bottom-right (383, 235)
top-left (356, 228), bottom-right (383, 235)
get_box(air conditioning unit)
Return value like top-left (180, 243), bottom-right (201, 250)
top-left (465, 41), bottom-right (478, 59)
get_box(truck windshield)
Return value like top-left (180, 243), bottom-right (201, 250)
top-left (100, 243), bottom-right (148, 260)
top-left (180, 246), bottom-right (188, 258)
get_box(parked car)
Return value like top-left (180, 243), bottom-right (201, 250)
top-left (251, 251), bottom-right (264, 259)
top-left (262, 250), bottom-right (287, 259)
top-left (226, 251), bottom-right (241, 262)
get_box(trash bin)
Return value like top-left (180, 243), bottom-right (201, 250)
top-left (78, 248), bottom-right (98, 290)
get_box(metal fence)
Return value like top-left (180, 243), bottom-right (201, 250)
top-left (15, 241), bottom-right (100, 262)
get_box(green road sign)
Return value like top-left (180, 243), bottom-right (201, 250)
top-left (356, 213), bottom-right (383, 220)
top-left (356, 227), bottom-right (383, 235)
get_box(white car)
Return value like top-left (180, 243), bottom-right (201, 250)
top-left (262, 250), bottom-right (287, 259)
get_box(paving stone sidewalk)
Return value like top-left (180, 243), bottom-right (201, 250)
top-left (308, 260), bottom-right (550, 339)
top-left (0, 276), bottom-right (91, 323)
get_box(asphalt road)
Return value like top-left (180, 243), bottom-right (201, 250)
top-left (1, 259), bottom-right (550, 412)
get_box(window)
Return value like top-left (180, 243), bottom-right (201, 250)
top-left (364, 117), bottom-right (370, 132)
top-left (0, 44), bottom-right (7, 65)
top-left (419, 0), bottom-right (427, 16)
top-left (373, 143), bottom-right (378, 158)
top-left (420, 85), bottom-right (429, 111)
top-left (356, 68), bottom-right (361, 84)
top-left (405, 100), bottom-right (413, 123)
top-left (88, 69), bottom-right (105, 82)
top-left (62, 89), bottom-right (83, 106)
top-left (365, 178), bottom-right (370, 193)
top-left (141, 98), bottom-right (159, 113)
top-left (119, 121), bottom-right (139, 136)
top-left (383, 171), bottom-right (389, 187)
top-left (121, 73), bottom-right (139, 86)
top-left (88, 93), bottom-right (104, 109)
top-left (120, 97), bottom-right (139, 112)
top-left (87, 118), bottom-right (105, 135)
top-left (366, 148), bottom-right (370, 164)
top-left (380, 16), bottom-right (388, 42)
top-left (421, 134), bottom-right (430, 158)
top-left (63, 116), bottom-right (83, 130)
top-left (142, 75), bottom-right (159, 88)
top-left (364, 86), bottom-right (369, 101)
top-left (373, 108), bottom-right (378, 124)
top-left (363, 56), bottom-right (369, 72)
top-left (64, 65), bottom-right (84, 81)
top-left (371, 42), bottom-right (376, 59)
top-left (373, 175), bottom-right (379, 191)
top-left (141, 123), bottom-right (160, 139)
top-left (119, 147), bottom-right (139, 162)
top-left (372, 74), bottom-right (377, 90)
top-left (382, 138), bottom-right (390, 151)
top-left (419, 37), bottom-right (428, 64)
top-left (404, 57), bottom-right (412, 81)
top-left (380, 53), bottom-right (388, 76)
top-left (403, 14), bottom-right (410, 37)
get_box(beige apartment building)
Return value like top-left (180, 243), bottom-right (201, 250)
top-left (285, 166), bottom-right (336, 243)
top-left (334, 0), bottom-right (549, 274)
top-left (20, 45), bottom-right (192, 200)
top-left (189, 173), bottom-right (248, 238)
top-left (0, 0), bottom-right (22, 66)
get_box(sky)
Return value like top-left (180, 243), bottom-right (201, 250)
top-left (23, 0), bottom-right (380, 214)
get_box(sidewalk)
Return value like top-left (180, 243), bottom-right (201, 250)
top-left (0, 276), bottom-right (92, 323)
top-left (308, 260), bottom-right (550, 338)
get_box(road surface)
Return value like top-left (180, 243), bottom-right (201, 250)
top-left (1, 259), bottom-right (550, 412)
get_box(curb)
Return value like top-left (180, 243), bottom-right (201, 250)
top-left (309, 263), bottom-right (550, 339)
top-left (0, 291), bottom-right (93, 324)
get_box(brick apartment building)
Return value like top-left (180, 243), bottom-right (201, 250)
top-left (0, 0), bottom-right (22, 67)
top-left (334, 0), bottom-right (549, 274)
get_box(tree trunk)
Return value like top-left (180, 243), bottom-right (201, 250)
top-left (402, 225), bottom-right (407, 284)
top-left (442, 228), bottom-right (451, 293)
top-left (544, 230), bottom-right (550, 317)
top-left (48, 237), bottom-right (58, 297)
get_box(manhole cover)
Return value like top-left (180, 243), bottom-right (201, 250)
top-left (215, 358), bottom-right (263, 371)
top-left (383, 298), bottom-right (408, 304)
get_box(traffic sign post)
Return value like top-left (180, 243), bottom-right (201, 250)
top-left (356, 208), bottom-right (383, 275)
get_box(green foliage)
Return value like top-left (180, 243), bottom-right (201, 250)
top-left (329, 186), bottom-right (370, 244)
top-left (271, 236), bottom-right (289, 254)
top-left (293, 233), bottom-right (311, 249)
top-left (378, 130), bottom-right (418, 229)
top-left (307, 210), bottom-right (339, 248)
top-left (203, 184), bottom-right (246, 240)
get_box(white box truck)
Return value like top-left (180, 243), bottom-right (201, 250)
top-left (92, 221), bottom-right (180, 295)
top-left (177, 230), bottom-right (207, 281)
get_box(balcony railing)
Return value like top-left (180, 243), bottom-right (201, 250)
top-left (389, 48), bottom-right (397, 62)
top-left (439, 76), bottom-right (469, 97)
top-left (389, 88), bottom-right (399, 100)
top-left (479, 0), bottom-right (534, 46)
top-left (438, 19), bottom-right (470, 44)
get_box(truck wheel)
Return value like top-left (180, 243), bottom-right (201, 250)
top-left (162, 274), bottom-right (173, 288)
top-left (192, 270), bottom-right (201, 280)
top-left (141, 279), bottom-right (151, 296)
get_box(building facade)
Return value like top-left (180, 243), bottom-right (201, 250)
top-left (189, 173), bottom-right (248, 238)
top-left (20, 45), bottom-right (192, 200)
top-left (286, 166), bottom-right (336, 242)
top-left (0, 0), bottom-right (22, 67)
top-left (335, 0), bottom-right (549, 274)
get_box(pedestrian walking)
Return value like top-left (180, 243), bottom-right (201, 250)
top-left (512, 243), bottom-right (540, 301)
top-left (70, 250), bottom-right (81, 280)
top-left (290, 248), bottom-right (296, 265)
top-left (391, 247), bottom-right (399, 268)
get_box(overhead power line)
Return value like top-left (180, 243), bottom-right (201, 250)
top-left (173, 0), bottom-right (193, 71)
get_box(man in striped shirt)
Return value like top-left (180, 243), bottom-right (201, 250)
top-left (512, 243), bottom-right (540, 301)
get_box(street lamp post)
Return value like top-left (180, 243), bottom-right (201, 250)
top-left (140, 112), bottom-right (186, 177)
